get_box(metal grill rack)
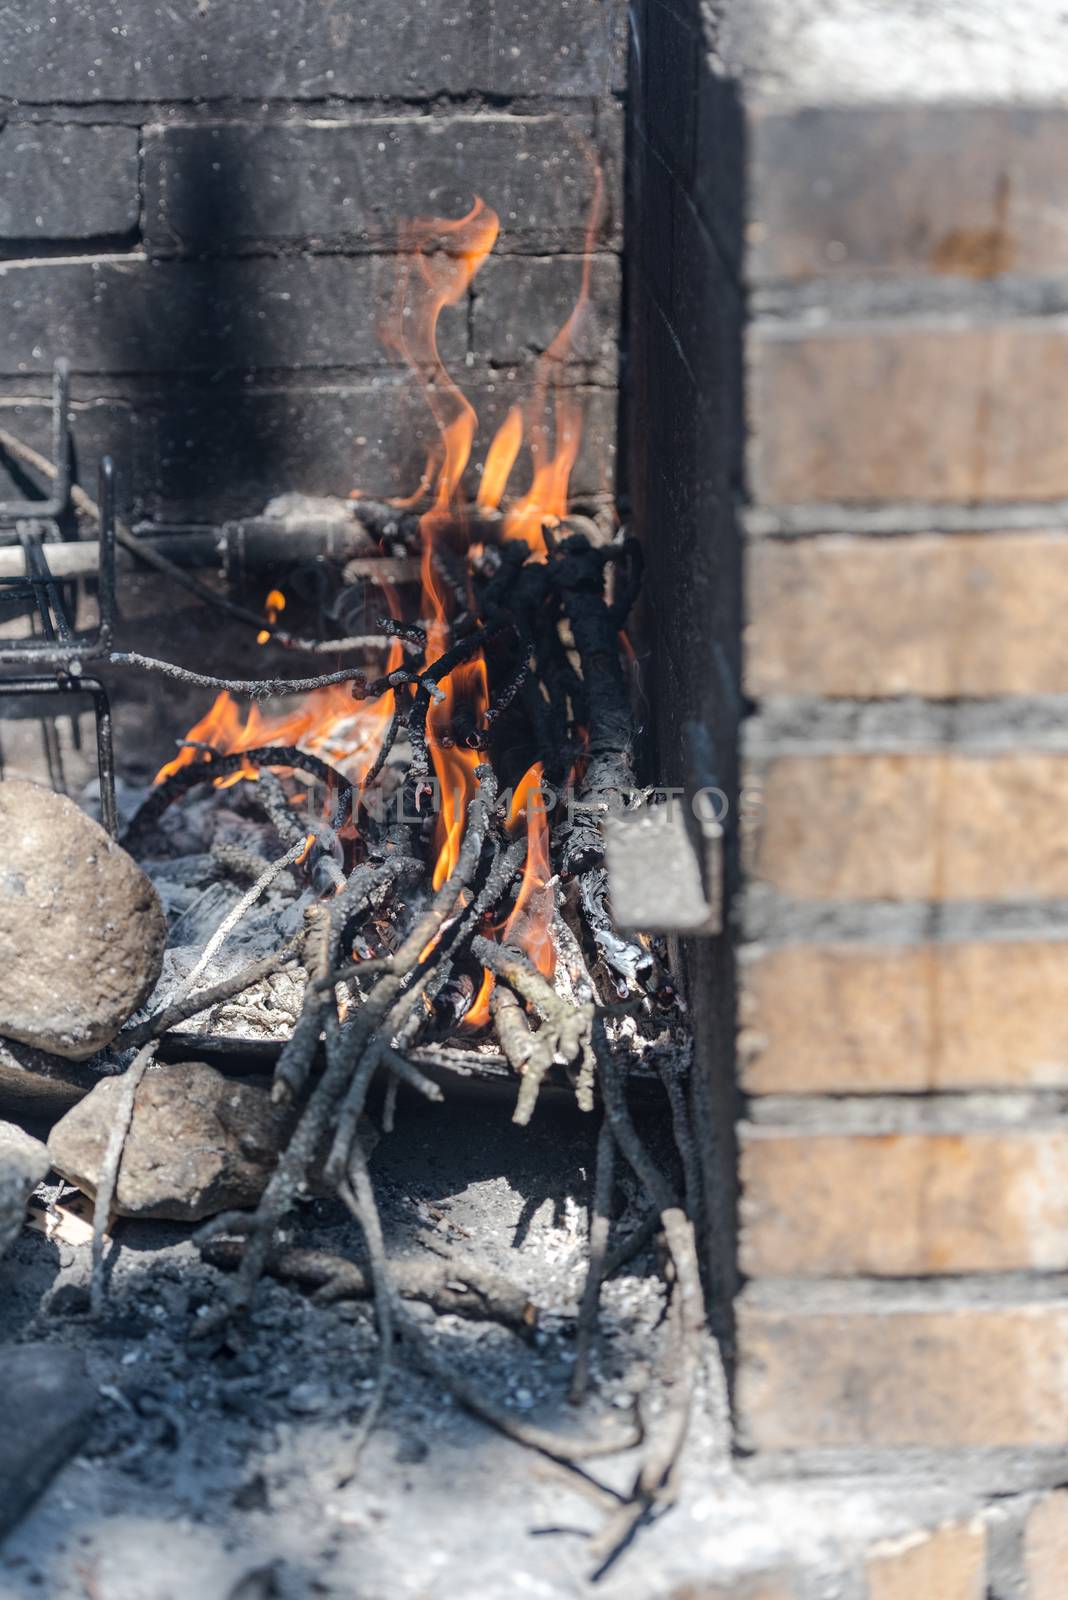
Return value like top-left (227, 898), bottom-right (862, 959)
top-left (0, 360), bottom-right (118, 836)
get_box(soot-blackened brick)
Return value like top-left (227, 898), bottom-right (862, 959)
top-left (0, 256), bottom-right (466, 377)
top-left (0, 0), bottom-right (625, 104)
top-left (486, 0), bottom-right (626, 95)
top-left (147, 376), bottom-right (616, 519)
top-left (0, 0), bottom-right (478, 102)
top-left (470, 254), bottom-right (621, 377)
top-left (0, 125), bottom-right (139, 242)
top-left (143, 116), bottom-right (611, 256)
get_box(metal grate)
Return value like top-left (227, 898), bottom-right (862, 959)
top-left (0, 360), bottom-right (118, 835)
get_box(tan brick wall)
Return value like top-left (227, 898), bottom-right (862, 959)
top-left (740, 1129), bottom-right (1068, 1275)
top-left (746, 533), bottom-right (1068, 698)
top-left (736, 1299), bottom-right (1068, 1450)
top-left (865, 1521), bottom-right (986, 1600)
top-left (1023, 1491), bottom-right (1068, 1599)
top-left (869, 1516), bottom-right (984, 1600)
top-left (749, 323), bottom-right (1068, 505)
top-left (748, 106), bottom-right (1068, 283)
top-left (748, 753), bottom-right (1068, 900)
top-left (739, 941), bottom-right (1068, 1095)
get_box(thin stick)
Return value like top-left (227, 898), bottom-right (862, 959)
top-left (173, 837), bottom-right (310, 1003)
top-left (110, 651), bottom-right (379, 698)
top-left (570, 1114), bottom-right (615, 1402)
top-left (116, 943), bottom-right (299, 1048)
top-left (90, 1042), bottom-right (157, 1317)
top-left (338, 1146), bottom-right (395, 1464)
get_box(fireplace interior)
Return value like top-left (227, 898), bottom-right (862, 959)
top-left (0, 5), bottom-right (752, 1593)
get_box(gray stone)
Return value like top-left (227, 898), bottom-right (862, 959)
top-left (0, 782), bottom-right (166, 1060)
top-left (0, 124), bottom-right (139, 242)
top-left (0, 1038), bottom-right (103, 1125)
top-left (143, 116), bottom-right (610, 257)
top-left (0, 1121), bottom-right (48, 1259)
top-left (0, 1346), bottom-right (96, 1540)
top-left (47, 1060), bottom-right (291, 1222)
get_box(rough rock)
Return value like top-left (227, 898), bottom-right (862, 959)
top-left (47, 1060), bottom-right (291, 1222)
top-left (0, 1037), bottom-right (105, 1124)
top-left (0, 780), bottom-right (167, 1059)
top-left (0, 1346), bottom-right (97, 1540)
top-left (0, 1120), bottom-right (48, 1259)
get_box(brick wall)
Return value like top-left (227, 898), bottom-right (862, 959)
top-left (0, 0), bottom-right (624, 522)
top-left (632, 0), bottom-right (1068, 1485)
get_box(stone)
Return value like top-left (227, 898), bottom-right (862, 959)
top-left (740, 1129), bottom-right (1068, 1277)
top-left (0, 1345), bottom-right (97, 1540)
top-left (746, 533), bottom-right (1068, 699)
top-left (0, 1037), bottom-right (104, 1122)
top-left (0, 1120), bottom-right (48, 1259)
top-left (0, 781), bottom-right (166, 1059)
top-left (739, 941), bottom-right (1068, 1095)
top-left (47, 1060), bottom-right (291, 1222)
top-left (866, 1522), bottom-right (986, 1600)
top-left (747, 752), bottom-right (1068, 901)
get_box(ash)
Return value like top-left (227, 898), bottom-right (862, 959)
top-left (0, 1096), bottom-right (737, 1600)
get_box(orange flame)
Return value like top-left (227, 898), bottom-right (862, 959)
top-left (503, 762), bottom-right (555, 979)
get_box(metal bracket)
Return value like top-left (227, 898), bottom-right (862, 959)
top-left (602, 721), bottom-right (724, 937)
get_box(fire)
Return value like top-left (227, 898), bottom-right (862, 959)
top-left (503, 762), bottom-right (555, 979)
top-left (256, 588), bottom-right (286, 645)
top-left (159, 181), bottom-right (598, 1030)
top-left (156, 585), bottom-right (404, 794)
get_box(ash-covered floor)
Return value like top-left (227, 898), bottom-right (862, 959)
top-left (0, 1094), bottom-right (739, 1600)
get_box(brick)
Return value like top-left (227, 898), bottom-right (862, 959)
top-left (865, 1522), bottom-right (985, 1600)
top-left (739, 941), bottom-right (1068, 1095)
top-left (740, 1129), bottom-right (1068, 1276)
top-left (144, 117), bottom-right (613, 257)
top-left (470, 255), bottom-right (621, 378)
top-left (749, 752), bottom-right (1068, 901)
top-left (736, 1297), bottom-right (1068, 1450)
top-left (0, 0), bottom-right (625, 103)
top-left (0, 395), bottom-right (153, 520)
top-left (661, 1579), bottom-right (797, 1600)
top-left (150, 377), bottom-right (617, 520)
top-left (749, 322), bottom-right (1068, 505)
top-left (748, 105), bottom-right (1068, 283)
top-left (0, 125), bottom-right (138, 241)
top-left (486, 0), bottom-right (627, 96)
top-left (0, 0), bottom-right (474, 102)
top-left (746, 533), bottom-right (1068, 698)
top-left (1023, 1490), bottom-right (1068, 1599)
top-left (0, 256), bottom-right (465, 378)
